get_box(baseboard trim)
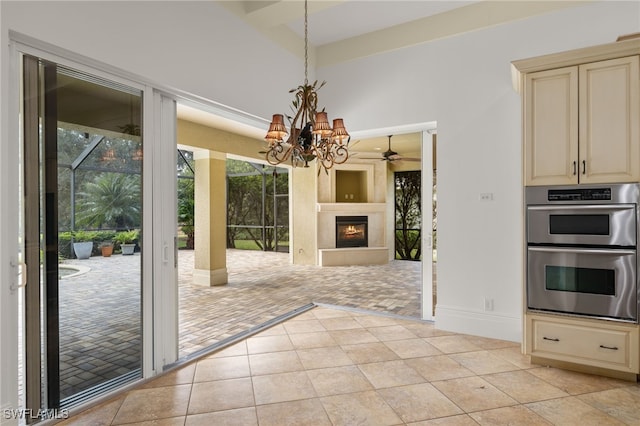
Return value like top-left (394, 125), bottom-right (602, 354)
top-left (435, 305), bottom-right (522, 342)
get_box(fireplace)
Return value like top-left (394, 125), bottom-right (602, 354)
top-left (336, 216), bottom-right (368, 248)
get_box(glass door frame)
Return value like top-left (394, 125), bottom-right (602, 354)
top-left (9, 39), bottom-right (166, 415)
top-left (421, 130), bottom-right (435, 321)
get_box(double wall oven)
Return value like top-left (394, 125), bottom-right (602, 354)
top-left (526, 184), bottom-right (640, 323)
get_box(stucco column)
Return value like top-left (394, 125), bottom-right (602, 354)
top-left (193, 150), bottom-right (228, 286)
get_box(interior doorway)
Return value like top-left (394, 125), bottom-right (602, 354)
top-left (173, 108), bottom-right (429, 360)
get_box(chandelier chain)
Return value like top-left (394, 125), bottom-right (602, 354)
top-left (304, 0), bottom-right (308, 85)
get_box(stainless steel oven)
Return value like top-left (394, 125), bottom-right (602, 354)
top-left (526, 183), bottom-right (640, 322)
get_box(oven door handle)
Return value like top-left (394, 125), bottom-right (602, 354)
top-left (527, 204), bottom-right (635, 211)
top-left (528, 246), bottom-right (636, 255)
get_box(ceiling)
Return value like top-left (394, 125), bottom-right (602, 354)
top-left (222, 0), bottom-right (478, 47)
top-left (179, 1), bottom-right (589, 157)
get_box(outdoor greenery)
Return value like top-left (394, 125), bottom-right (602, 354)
top-left (114, 229), bottom-right (139, 245)
top-left (76, 173), bottom-right (141, 230)
top-left (177, 150), bottom-right (195, 249)
top-left (56, 126), bottom-right (142, 258)
top-left (56, 130), bottom-right (290, 258)
top-left (226, 159), bottom-right (289, 251)
top-left (58, 230), bottom-right (117, 258)
top-left (174, 154), bottom-right (289, 252)
top-left (395, 170), bottom-right (422, 260)
top-left (57, 128), bottom-right (142, 232)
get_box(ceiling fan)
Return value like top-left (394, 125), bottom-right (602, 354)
top-left (361, 135), bottom-right (421, 162)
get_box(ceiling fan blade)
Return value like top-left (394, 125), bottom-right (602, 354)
top-left (399, 157), bottom-right (421, 162)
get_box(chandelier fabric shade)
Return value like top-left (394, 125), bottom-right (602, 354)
top-left (266, 114), bottom-right (288, 141)
top-left (262, 0), bottom-right (350, 172)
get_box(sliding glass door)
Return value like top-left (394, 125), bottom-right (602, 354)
top-left (21, 55), bottom-right (143, 411)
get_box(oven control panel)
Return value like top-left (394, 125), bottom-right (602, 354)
top-left (548, 188), bottom-right (612, 202)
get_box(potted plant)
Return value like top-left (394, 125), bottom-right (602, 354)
top-left (115, 229), bottom-right (139, 255)
top-left (99, 241), bottom-right (114, 257)
top-left (72, 231), bottom-right (94, 260)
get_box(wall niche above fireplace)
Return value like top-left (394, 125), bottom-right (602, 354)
top-left (336, 170), bottom-right (367, 202)
top-left (318, 162), bottom-right (377, 204)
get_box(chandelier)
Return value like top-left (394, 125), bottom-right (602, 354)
top-left (263, 0), bottom-right (350, 172)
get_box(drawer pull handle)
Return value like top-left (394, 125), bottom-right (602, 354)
top-left (599, 345), bottom-right (619, 351)
top-left (572, 161), bottom-right (577, 175)
top-left (543, 337), bottom-right (559, 342)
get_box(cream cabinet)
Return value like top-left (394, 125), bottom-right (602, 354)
top-left (524, 55), bottom-right (640, 186)
top-left (525, 313), bottom-right (639, 378)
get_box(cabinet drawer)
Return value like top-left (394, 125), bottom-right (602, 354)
top-left (528, 315), bottom-right (639, 373)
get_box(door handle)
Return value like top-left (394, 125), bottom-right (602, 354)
top-left (528, 246), bottom-right (636, 256)
top-left (9, 260), bottom-right (27, 293)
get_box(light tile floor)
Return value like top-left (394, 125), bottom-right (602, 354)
top-left (58, 306), bottom-right (640, 426)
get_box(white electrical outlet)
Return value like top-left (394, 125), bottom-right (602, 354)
top-left (479, 193), bottom-right (493, 201)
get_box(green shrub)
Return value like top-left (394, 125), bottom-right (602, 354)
top-left (73, 230), bottom-right (96, 242)
top-left (114, 229), bottom-right (139, 245)
top-left (58, 230), bottom-right (117, 259)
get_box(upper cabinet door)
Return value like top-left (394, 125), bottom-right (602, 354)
top-left (524, 66), bottom-right (579, 186)
top-left (579, 56), bottom-right (640, 184)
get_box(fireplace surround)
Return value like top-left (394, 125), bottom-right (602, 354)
top-left (336, 216), bottom-right (368, 248)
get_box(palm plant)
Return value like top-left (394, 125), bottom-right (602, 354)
top-left (76, 172), bottom-right (141, 229)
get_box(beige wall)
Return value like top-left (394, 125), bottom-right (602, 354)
top-left (178, 119), bottom-right (264, 160)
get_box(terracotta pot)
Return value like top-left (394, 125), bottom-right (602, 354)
top-left (101, 245), bottom-right (113, 257)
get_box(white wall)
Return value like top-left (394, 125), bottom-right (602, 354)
top-left (317, 1), bottom-right (640, 341)
top-left (1, 1), bottom-right (302, 119)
